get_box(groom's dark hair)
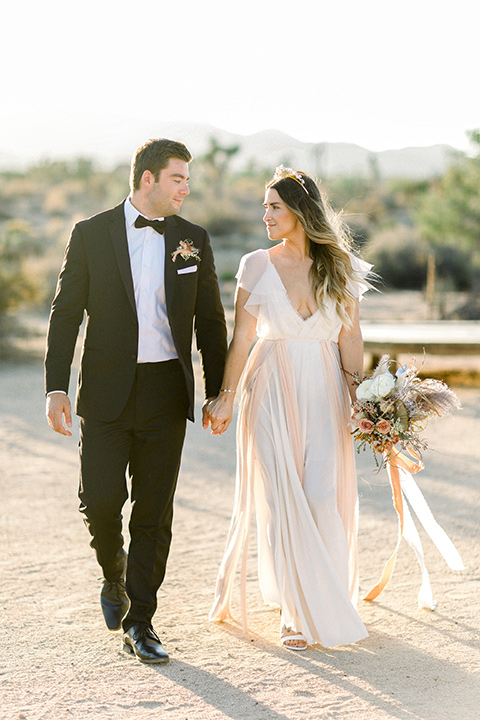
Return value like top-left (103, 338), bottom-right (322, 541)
top-left (130, 138), bottom-right (192, 191)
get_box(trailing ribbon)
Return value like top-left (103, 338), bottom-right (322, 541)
top-left (363, 446), bottom-right (465, 609)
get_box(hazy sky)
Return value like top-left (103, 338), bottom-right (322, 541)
top-left (2, 0), bottom-right (479, 162)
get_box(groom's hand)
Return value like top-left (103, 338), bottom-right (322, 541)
top-left (202, 397), bottom-right (215, 430)
top-left (203, 395), bottom-right (233, 436)
top-left (46, 393), bottom-right (73, 437)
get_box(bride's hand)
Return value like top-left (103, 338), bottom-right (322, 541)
top-left (204, 394), bottom-right (234, 435)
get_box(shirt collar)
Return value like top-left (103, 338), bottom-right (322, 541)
top-left (125, 196), bottom-right (165, 228)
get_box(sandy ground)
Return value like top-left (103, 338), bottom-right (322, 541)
top-left (1, 330), bottom-right (479, 719)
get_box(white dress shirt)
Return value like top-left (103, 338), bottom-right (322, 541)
top-left (124, 197), bottom-right (177, 363)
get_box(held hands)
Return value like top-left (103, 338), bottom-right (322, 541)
top-left (46, 393), bottom-right (73, 437)
top-left (202, 393), bottom-right (234, 436)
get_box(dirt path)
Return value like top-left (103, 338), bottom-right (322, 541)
top-left (1, 354), bottom-right (479, 720)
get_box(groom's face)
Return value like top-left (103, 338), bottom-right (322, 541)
top-left (147, 158), bottom-right (190, 217)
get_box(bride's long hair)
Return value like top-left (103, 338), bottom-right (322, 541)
top-left (266, 166), bottom-right (368, 328)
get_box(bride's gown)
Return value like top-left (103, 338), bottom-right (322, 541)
top-left (210, 249), bottom-right (371, 647)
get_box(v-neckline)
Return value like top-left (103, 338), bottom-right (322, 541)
top-left (265, 250), bottom-right (320, 322)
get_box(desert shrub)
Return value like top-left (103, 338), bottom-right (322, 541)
top-left (365, 225), bottom-right (479, 290)
top-left (364, 227), bottom-right (428, 289)
top-left (0, 220), bottom-right (44, 329)
top-left (434, 244), bottom-right (479, 291)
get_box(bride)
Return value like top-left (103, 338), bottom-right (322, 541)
top-left (205, 166), bottom-right (373, 650)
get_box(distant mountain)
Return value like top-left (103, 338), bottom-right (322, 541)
top-left (211, 129), bottom-right (459, 179)
top-left (118, 123), bottom-right (460, 179)
top-left (0, 119), bottom-right (461, 179)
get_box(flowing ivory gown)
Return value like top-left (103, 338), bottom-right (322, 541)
top-left (210, 249), bottom-right (372, 647)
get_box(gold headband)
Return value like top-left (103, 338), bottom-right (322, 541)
top-left (273, 164), bottom-right (309, 194)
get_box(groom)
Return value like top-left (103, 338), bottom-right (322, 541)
top-left (45, 138), bottom-right (227, 663)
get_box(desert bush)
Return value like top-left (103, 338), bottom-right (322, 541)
top-left (0, 220), bottom-right (44, 333)
top-left (434, 244), bottom-right (480, 291)
top-left (364, 227), bottom-right (428, 289)
top-left (365, 225), bottom-right (479, 290)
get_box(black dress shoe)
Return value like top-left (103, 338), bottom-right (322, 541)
top-left (123, 625), bottom-right (169, 663)
top-left (100, 579), bottom-right (129, 631)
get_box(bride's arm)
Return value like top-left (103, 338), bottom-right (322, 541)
top-left (203, 286), bottom-right (257, 435)
top-left (338, 299), bottom-right (364, 402)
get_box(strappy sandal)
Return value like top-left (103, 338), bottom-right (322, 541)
top-left (280, 626), bottom-right (308, 651)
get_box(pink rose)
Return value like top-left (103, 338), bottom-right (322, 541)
top-left (376, 419), bottom-right (391, 434)
top-left (358, 418), bottom-right (375, 434)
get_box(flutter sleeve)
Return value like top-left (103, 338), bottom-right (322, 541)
top-left (235, 250), bottom-right (270, 318)
top-left (346, 252), bottom-right (374, 301)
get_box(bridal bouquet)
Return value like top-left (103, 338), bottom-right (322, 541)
top-left (351, 355), bottom-right (461, 461)
top-left (350, 355), bottom-right (464, 610)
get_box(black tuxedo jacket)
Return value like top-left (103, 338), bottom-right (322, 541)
top-left (45, 201), bottom-right (227, 422)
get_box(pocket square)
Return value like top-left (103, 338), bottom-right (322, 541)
top-left (177, 265), bottom-right (198, 275)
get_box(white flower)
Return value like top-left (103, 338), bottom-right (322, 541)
top-left (369, 372), bottom-right (396, 398)
top-left (356, 378), bottom-right (375, 401)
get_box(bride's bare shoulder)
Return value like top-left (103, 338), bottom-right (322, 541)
top-left (267, 243), bottom-right (284, 258)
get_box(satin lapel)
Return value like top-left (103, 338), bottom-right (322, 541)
top-left (109, 201), bottom-right (136, 315)
top-left (164, 217), bottom-right (181, 312)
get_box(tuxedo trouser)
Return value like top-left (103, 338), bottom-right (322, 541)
top-left (78, 360), bottom-right (189, 630)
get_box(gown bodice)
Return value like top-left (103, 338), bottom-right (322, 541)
top-left (236, 249), bottom-right (371, 342)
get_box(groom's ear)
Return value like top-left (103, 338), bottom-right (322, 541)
top-left (141, 169), bottom-right (155, 187)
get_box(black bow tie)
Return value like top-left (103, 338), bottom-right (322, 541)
top-left (134, 215), bottom-right (166, 234)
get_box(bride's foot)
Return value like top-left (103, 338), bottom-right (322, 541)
top-left (280, 625), bottom-right (307, 651)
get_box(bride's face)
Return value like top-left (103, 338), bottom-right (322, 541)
top-left (263, 188), bottom-right (300, 241)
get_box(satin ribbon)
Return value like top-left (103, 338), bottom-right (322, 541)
top-left (363, 446), bottom-right (465, 609)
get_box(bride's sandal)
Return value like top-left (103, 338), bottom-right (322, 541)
top-left (280, 625), bottom-right (308, 651)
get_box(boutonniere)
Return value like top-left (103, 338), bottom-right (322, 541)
top-left (171, 239), bottom-right (201, 263)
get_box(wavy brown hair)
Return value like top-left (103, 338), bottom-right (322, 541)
top-left (267, 169), bottom-right (369, 327)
